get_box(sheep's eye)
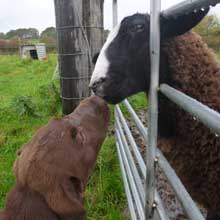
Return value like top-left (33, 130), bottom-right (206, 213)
top-left (131, 24), bottom-right (144, 32)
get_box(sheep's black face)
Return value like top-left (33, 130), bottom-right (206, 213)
top-left (90, 14), bottom-right (151, 104)
top-left (90, 9), bottom-right (209, 104)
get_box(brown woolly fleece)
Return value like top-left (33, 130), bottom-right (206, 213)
top-left (158, 31), bottom-right (220, 212)
top-left (0, 96), bottom-right (110, 220)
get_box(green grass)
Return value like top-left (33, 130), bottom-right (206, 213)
top-left (86, 137), bottom-right (125, 220)
top-left (0, 54), bottom-right (148, 219)
top-left (214, 52), bottom-right (220, 61)
top-left (0, 54), bottom-right (60, 208)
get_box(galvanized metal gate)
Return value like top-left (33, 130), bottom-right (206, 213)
top-left (113, 0), bottom-right (220, 220)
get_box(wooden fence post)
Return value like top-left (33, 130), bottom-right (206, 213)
top-left (82, 0), bottom-right (104, 64)
top-left (54, 0), bottom-right (103, 115)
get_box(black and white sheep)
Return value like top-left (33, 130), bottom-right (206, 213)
top-left (90, 7), bottom-right (220, 219)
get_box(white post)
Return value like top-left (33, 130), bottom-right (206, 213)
top-left (112, 0), bottom-right (118, 27)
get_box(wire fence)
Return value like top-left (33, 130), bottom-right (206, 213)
top-left (113, 0), bottom-right (220, 219)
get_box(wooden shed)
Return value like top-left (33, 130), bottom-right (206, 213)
top-left (20, 43), bottom-right (47, 61)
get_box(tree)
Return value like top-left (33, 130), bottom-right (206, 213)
top-left (194, 15), bottom-right (220, 51)
top-left (41, 27), bottom-right (56, 39)
top-left (8, 36), bottom-right (20, 47)
top-left (40, 35), bottom-right (56, 45)
top-left (194, 15), bottom-right (220, 36)
top-left (0, 32), bottom-right (5, 39)
top-left (5, 28), bottom-right (39, 39)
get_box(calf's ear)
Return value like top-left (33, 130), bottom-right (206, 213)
top-left (92, 52), bottom-right (100, 64)
top-left (161, 8), bottom-right (209, 39)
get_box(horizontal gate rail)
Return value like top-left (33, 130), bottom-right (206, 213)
top-left (160, 84), bottom-right (220, 136)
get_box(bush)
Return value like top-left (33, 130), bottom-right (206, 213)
top-left (39, 82), bottom-right (61, 115)
top-left (194, 15), bottom-right (220, 51)
top-left (10, 96), bottom-right (40, 117)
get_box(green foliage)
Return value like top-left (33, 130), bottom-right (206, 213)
top-left (5, 28), bottom-right (39, 40)
top-left (10, 96), bottom-right (40, 117)
top-left (194, 15), bottom-right (220, 36)
top-left (0, 32), bottom-right (5, 39)
top-left (41, 27), bottom-right (56, 39)
top-left (40, 27), bottom-right (56, 46)
top-left (0, 132), bottom-right (6, 147)
top-left (39, 82), bottom-right (61, 114)
top-left (194, 15), bottom-right (220, 51)
top-left (40, 35), bottom-right (56, 45)
top-left (215, 52), bottom-right (220, 60)
top-left (86, 137), bottom-right (125, 220)
top-left (0, 55), bottom-right (59, 208)
top-left (117, 92), bottom-right (147, 118)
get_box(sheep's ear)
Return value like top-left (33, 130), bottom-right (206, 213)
top-left (92, 52), bottom-right (100, 64)
top-left (161, 8), bottom-right (209, 39)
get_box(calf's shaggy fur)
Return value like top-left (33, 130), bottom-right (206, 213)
top-left (0, 96), bottom-right (110, 220)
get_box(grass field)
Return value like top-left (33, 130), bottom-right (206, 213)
top-left (0, 54), bottom-right (147, 219)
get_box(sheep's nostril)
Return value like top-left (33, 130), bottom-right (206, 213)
top-left (100, 77), bottom-right (106, 83)
top-left (91, 83), bottom-right (97, 93)
top-left (91, 77), bottom-right (106, 93)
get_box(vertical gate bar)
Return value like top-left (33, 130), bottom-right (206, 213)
top-left (145, 0), bottom-right (161, 219)
top-left (112, 0), bottom-right (118, 27)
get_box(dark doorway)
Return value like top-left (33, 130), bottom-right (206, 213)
top-left (30, 50), bottom-right (38, 60)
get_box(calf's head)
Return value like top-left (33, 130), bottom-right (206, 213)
top-left (9, 96), bottom-right (109, 220)
top-left (90, 10), bottom-right (209, 104)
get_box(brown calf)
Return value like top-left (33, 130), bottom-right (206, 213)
top-left (0, 96), bottom-right (110, 220)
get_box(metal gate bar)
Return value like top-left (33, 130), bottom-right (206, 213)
top-left (115, 117), bottom-right (145, 204)
top-left (122, 99), bottom-right (206, 220)
top-left (116, 127), bottom-right (145, 219)
top-left (115, 100), bottom-right (206, 220)
top-left (160, 84), bottom-right (220, 136)
top-left (116, 105), bottom-right (146, 177)
top-left (145, 0), bottom-right (161, 218)
top-left (116, 141), bottom-right (138, 220)
top-left (115, 107), bottom-right (170, 220)
top-left (157, 149), bottom-right (204, 220)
